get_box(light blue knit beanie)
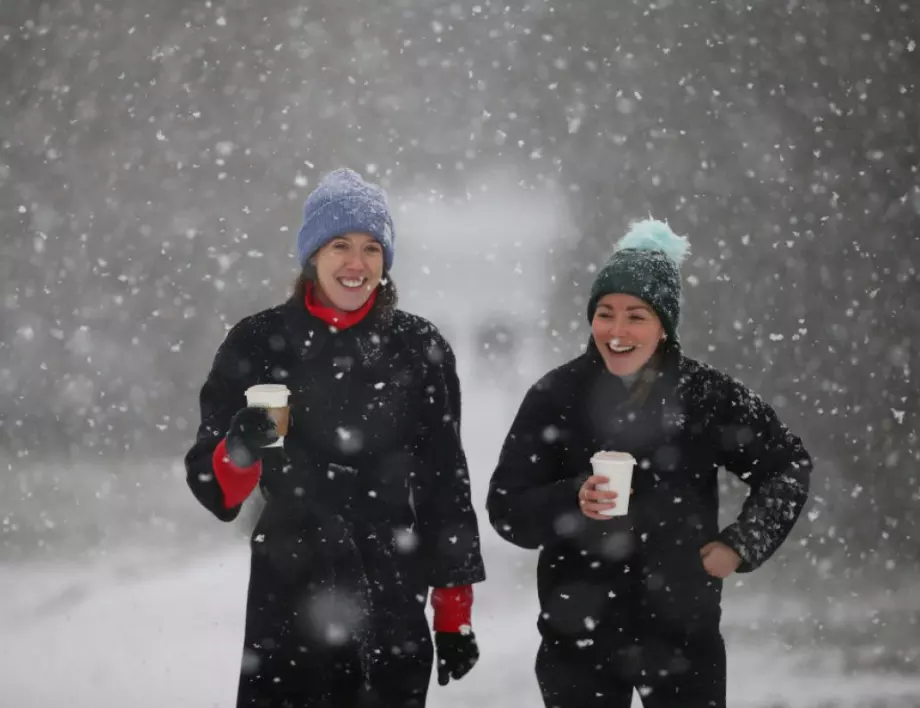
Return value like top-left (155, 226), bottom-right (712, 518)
top-left (296, 168), bottom-right (395, 271)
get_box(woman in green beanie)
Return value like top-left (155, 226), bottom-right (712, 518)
top-left (486, 219), bottom-right (812, 708)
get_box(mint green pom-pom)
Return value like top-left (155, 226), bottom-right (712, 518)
top-left (616, 218), bottom-right (690, 266)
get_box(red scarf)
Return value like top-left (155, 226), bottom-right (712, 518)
top-left (305, 281), bottom-right (377, 329)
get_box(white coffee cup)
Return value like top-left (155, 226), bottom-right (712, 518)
top-left (589, 451), bottom-right (636, 517)
top-left (244, 384), bottom-right (291, 448)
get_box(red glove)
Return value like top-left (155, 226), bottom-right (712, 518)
top-left (211, 437), bottom-right (262, 508)
top-left (431, 585), bottom-right (474, 633)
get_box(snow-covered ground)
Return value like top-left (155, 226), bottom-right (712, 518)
top-left (3, 387), bottom-right (919, 707)
top-left (3, 539), bottom-right (920, 708)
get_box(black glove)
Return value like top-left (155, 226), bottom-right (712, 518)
top-left (435, 631), bottom-right (479, 686)
top-left (226, 406), bottom-right (278, 467)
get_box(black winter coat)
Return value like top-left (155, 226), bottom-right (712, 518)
top-left (185, 294), bottom-right (486, 680)
top-left (487, 341), bottom-right (811, 651)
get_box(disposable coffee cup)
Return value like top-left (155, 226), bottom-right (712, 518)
top-left (244, 384), bottom-right (290, 448)
top-left (589, 451), bottom-right (636, 517)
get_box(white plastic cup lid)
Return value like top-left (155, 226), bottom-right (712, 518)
top-left (590, 450), bottom-right (635, 465)
top-left (245, 384), bottom-right (290, 407)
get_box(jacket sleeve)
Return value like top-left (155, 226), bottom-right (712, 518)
top-left (411, 334), bottom-right (487, 588)
top-left (714, 374), bottom-right (813, 572)
top-left (184, 323), bottom-right (255, 522)
top-left (487, 381), bottom-right (588, 551)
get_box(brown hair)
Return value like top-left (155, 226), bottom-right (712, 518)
top-left (291, 262), bottom-right (316, 302)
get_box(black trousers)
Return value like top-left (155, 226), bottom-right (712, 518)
top-left (236, 639), bottom-right (433, 708)
top-left (535, 630), bottom-right (726, 708)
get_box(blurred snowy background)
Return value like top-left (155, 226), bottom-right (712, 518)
top-left (2, 1), bottom-right (919, 706)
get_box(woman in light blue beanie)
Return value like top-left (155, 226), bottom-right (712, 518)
top-left (292, 168), bottom-right (397, 317)
top-left (488, 218), bottom-right (812, 708)
top-left (185, 168), bottom-right (485, 708)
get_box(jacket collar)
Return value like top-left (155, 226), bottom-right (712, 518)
top-left (279, 290), bottom-right (394, 363)
top-left (582, 335), bottom-right (683, 400)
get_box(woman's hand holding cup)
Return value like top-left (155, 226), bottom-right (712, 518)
top-left (578, 476), bottom-right (631, 520)
top-left (226, 406), bottom-right (279, 468)
top-left (580, 451), bottom-right (636, 520)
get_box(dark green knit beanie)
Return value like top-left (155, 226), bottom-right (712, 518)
top-left (587, 219), bottom-right (690, 343)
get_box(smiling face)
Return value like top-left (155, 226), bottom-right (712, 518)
top-left (310, 232), bottom-right (384, 311)
top-left (591, 293), bottom-right (665, 376)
